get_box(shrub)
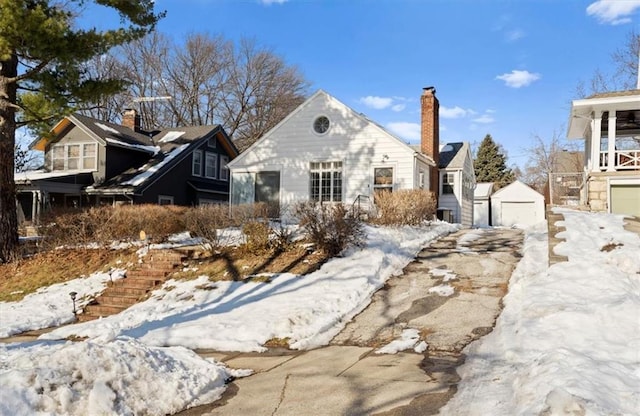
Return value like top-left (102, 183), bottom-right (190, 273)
top-left (183, 204), bottom-right (232, 250)
top-left (370, 189), bottom-right (437, 226)
top-left (293, 202), bottom-right (364, 257)
top-left (242, 220), bottom-right (271, 254)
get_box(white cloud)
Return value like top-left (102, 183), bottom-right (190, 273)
top-left (505, 29), bottom-right (525, 42)
top-left (259, 0), bottom-right (289, 5)
top-left (495, 70), bottom-right (541, 88)
top-left (587, 0), bottom-right (640, 25)
top-left (473, 114), bottom-right (495, 124)
top-left (440, 106), bottom-right (470, 119)
top-left (359, 96), bottom-right (394, 110)
top-left (391, 104), bottom-right (406, 112)
top-left (386, 122), bottom-right (421, 142)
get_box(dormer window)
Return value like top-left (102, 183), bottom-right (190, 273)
top-left (208, 137), bottom-right (217, 148)
top-left (51, 143), bottom-right (97, 171)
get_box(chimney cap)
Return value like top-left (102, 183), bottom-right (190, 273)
top-left (423, 86), bottom-right (436, 94)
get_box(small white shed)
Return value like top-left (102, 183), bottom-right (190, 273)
top-left (473, 182), bottom-right (494, 227)
top-left (491, 180), bottom-right (545, 227)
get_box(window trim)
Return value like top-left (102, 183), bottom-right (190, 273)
top-left (219, 155), bottom-right (229, 181)
top-left (442, 172), bottom-right (455, 194)
top-left (309, 160), bottom-right (343, 202)
top-left (192, 150), bottom-right (203, 177)
top-left (312, 115), bottom-right (331, 136)
top-left (51, 142), bottom-right (97, 171)
top-left (205, 151), bottom-right (217, 179)
top-left (158, 195), bottom-right (174, 205)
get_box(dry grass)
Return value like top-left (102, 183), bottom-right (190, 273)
top-left (0, 248), bottom-right (139, 302)
top-left (370, 189), bottom-right (437, 226)
top-left (264, 337), bottom-right (291, 348)
top-left (1, 242), bottom-right (329, 303)
top-left (174, 244), bottom-right (330, 282)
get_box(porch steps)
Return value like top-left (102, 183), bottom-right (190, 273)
top-left (547, 211), bottom-right (569, 266)
top-left (77, 250), bottom-right (188, 322)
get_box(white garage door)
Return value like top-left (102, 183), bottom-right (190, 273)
top-left (501, 202), bottom-right (538, 227)
top-left (610, 185), bottom-right (640, 217)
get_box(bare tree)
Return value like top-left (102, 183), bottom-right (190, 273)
top-left (576, 29), bottom-right (639, 97)
top-left (81, 34), bottom-right (310, 148)
top-left (522, 131), bottom-right (583, 193)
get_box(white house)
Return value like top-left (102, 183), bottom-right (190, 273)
top-left (228, 87), bottom-right (475, 224)
top-left (435, 142), bottom-right (475, 226)
top-left (228, 89), bottom-right (437, 216)
top-left (473, 182), bottom-right (494, 227)
top-left (567, 90), bottom-right (640, 217)
top-left (491, 180), bottom-right (545, 227)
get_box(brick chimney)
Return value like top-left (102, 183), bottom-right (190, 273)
top-left (421, 86), bottom-right (440, 197)
top-left (122, 109), bottom-right (141, 132)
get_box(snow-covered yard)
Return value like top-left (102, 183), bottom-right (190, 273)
top-left (1, 209), bottom-right (639, 415)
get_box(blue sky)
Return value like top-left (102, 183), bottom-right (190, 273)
top-left (96, 0), bottom-right (639, 168)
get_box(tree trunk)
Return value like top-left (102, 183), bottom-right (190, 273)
top-left (0, 54), bottom-right (19, 263)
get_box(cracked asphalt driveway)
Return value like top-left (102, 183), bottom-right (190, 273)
top-left (184, 227), bottom-right (523, 416)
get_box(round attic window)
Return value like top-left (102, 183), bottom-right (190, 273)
top-left (313, 116), bottom-right (330, 134)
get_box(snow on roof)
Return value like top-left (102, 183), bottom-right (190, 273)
top-left (95, 122), bottom-right (120, 134)
top-left (14, 170), bottom-right (93, 182)
top-left (158, 131), bottom-right (186, 143)
top-left (121, 143), bottom-right (190, 187)
top-left (106, 138), bottom-right (159, 154)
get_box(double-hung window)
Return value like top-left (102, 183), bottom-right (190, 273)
top-left (310, 161), bottom-right (342, 202)
top-left (205, 152), bottom-right (217, 179)
top-left (219, 155), bottom-right (229, 181)
top-left (192, 150), bottom-right (203, 176)
top-left (442, 173), bottom-right (454, 194)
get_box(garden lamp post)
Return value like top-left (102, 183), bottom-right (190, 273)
top-left (69, 292), bottom-right (77, 315)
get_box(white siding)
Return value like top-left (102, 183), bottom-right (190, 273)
top-left (230, 91), bottom-right (427, 211)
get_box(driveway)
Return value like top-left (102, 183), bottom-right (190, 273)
top-left (182, 227), bottom-right (524, 416)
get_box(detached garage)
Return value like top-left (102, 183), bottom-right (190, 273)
top-left (491, 180), bottom-right (545, 227)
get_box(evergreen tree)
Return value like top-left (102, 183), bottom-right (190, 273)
top-left (0, 0), bottom-right (164, 263)
top-left (474, 134), bottom-right (515, 189)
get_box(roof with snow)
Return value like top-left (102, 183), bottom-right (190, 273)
top-left (474, 182), bottom-right (494, 199)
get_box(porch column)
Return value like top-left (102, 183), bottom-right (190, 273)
top-left (31, 191), bottom-right (38, 223)
top-left (592, 111), bottom-right (602, 172)
top-left (607, 110), bottom-right (616, 172)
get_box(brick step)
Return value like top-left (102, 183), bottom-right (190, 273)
top-left (139, 261), bottom-right (181, 270)
top-left (97, 294), bottom-right (141, 306)
top-left (149, 252), bottom-right (186, 262)
top-left (104, 286), bottom-right (150, 296)
top-left (126, 269), bottom-right (172, 279)
top-left (84, 303), bottom-right (128, 316)
top-left (113, 278), bottom-right (160, 288)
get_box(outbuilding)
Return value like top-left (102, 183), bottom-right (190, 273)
top-left (473, 182), bottom-right (494, 227)
top-left (491, 180), bottom-right (545, 227)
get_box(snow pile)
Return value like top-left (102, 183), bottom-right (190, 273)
top-left (0, 269), bottom-right (125, 338)
top-left (440, 209), bottom-right (640, 415)
top-left (0, 337), bottom-right (232, 416)
top-left (428, 284), bottom-right (455, 296)
top-left (376, 328), bottom-right (427, 354)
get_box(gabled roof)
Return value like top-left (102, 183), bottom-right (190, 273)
top-left (31, 113), bottom-right (158, 153)
top-left (229, 89), bottom-right (435, 167)
top-left (438, 142), bottom-right (470, 169)
top-left (87, 125), bottom-right (235, 194)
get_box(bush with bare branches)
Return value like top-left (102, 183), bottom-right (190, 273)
top-left (293, 202), bottom-right (364, 257)
top-left (370, 190), bottom-right (437, 226)
top-left (183, 204), bottom-right (232, 251)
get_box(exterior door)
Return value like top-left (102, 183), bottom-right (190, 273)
top-left (255, 171), bottom-right (280, 217)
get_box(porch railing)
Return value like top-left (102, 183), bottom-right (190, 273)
top-left (598, 150), bottom-right (640, 170)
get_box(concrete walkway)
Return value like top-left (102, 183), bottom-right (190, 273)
top-left (183, 228), bottom-right (524, 416)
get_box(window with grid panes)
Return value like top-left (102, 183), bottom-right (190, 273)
top-left (310, 161), bottom-right (342, 202)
